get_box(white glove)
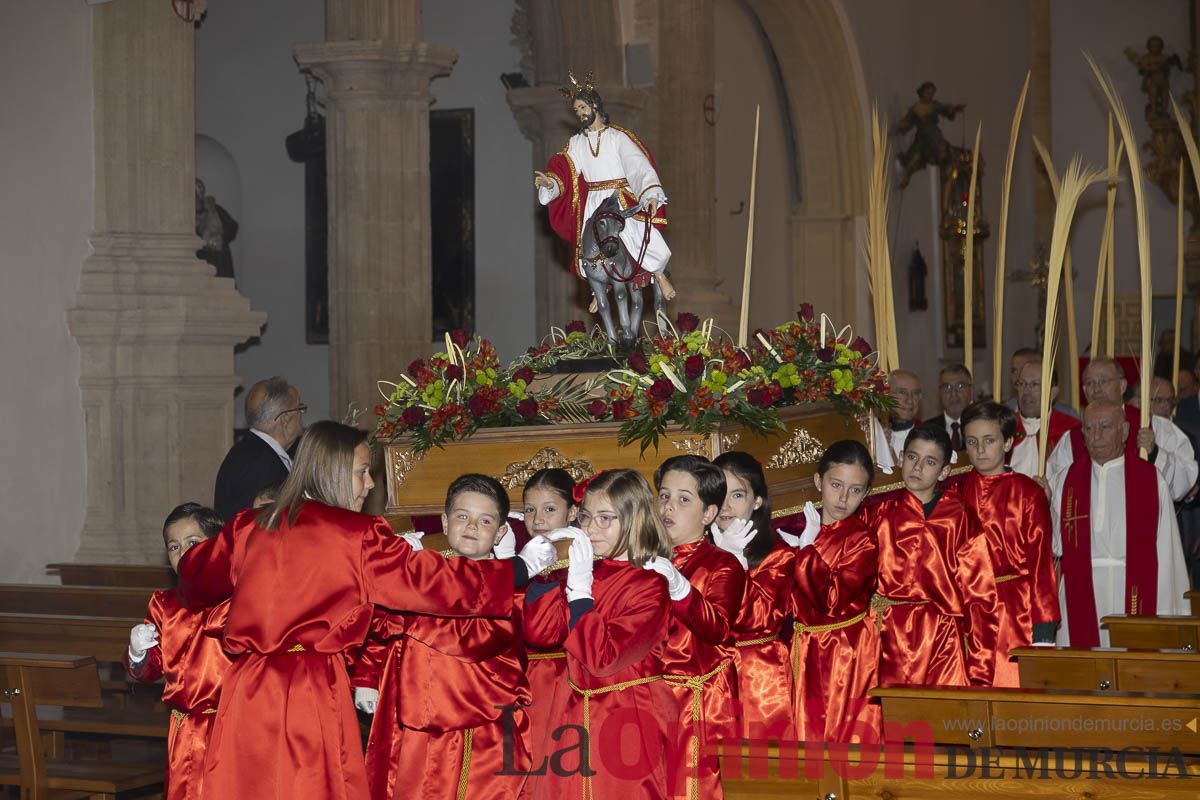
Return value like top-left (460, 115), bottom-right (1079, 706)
top-left (710, 518), bottom-right (756, 569)
top-left (517, 535), bottom-right (557, 577)
top-left (354, 686), bottom-right (379, 714)
top-left (565, 534), bottom-right (595, 602)
top-left (643, 556), bottom-right (692, 601)
top-left (400, 531), bottom-right (424, 551)
top-left (796, 501), bottom-right (821, 549)
top-left (493, 526), bottom-right (516, 559)
top-left (128, 623), bottom-right (159, 663)
top-left (777, 529), bottom-right (802, 547)
top-left (547, 526), bottom-right (585, 542)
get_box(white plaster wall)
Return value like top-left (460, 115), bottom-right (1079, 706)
top-left (423, 0), bottom-right (536, 360)
top-left (196, 1), bottom-right (329, 425)
top-left (0, 1), bottom-right (91, 582)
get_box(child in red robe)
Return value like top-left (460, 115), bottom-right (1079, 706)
top-left (354, 474), bottom-right (532, 800)
top-left (177, 422), bottom-right (556, 800)
top-left (652, 455), bottom-right (746, 799)
top-left (960, 401), bottom-right (1060, 686)
top-left (710, 451), bottom-right (795, 743)
top-left (522, 469), bottom-right (677, 800)
top-left (874, 424), bottom-right (1000, 688)
top-left (125, 503), bottom-right (233, 800)
top-left (789, 440), bottom-right (881, 744)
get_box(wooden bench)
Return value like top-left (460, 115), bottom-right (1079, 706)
top-left (1013, 645), bottom-right (1200, 693)
top-left (0, 651), bottom-right (161, 798)
top-left (0, 613), bottom-right (139, 663)
top-left (1187, 589), bottom-right (1200, 616)
top-left (1102, 614), bottom-right (1200, 650)
top-left (47, 563), bottom-right (173, 589)
top-left (0, 584), bottom-right (152, 619)
top-left (872, 684), bottom-right (1200, 754)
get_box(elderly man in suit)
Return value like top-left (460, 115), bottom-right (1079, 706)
top-left (927, 364), bottom-right (973, 453)
top-left (213, 377), bottom-right (305, 520)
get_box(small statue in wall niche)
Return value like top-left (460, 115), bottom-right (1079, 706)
top-left (894, 82), bottom-right (966, 189)
top-left (907, 243), bottom-right (928, 311)
top-left (1125, 35), bottom-right (1184, 123)
top-left (195, 179), bottom-right (239, 282)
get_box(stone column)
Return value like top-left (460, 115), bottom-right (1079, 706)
top-left (295, 1), bottom-right (455, 420)
top-left (68, 0), bottom-right (265, 562)
top-left (655, 0), bottom-right (735, 329)
top-left (508, 86), bottom-right (648, 333)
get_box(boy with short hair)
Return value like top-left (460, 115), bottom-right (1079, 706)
top-left (125, 502), bottom-right (232, 800)
top-left (651, 454), bottom-right (746, 799)
top-left (353, 473), bottom-right (532, 800)
top-left (959, 402), bottom-right (1060, 686)
top-left (872, 425), bottom-right (999, 687)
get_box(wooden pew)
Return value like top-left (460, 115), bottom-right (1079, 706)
top-left (47, 563), bottom-right (173, 589)
top-left (872, 685), bottom-right (1200, 754)
top-left (1014, 646), bottom-right (1200, 693)
top-left (1102, 614), bottom-right (1200, 650)
top-left (0, 613), bottom-right (138, 662)
top-left (0, 652), bottom-right (162, 798)
top-left (0, 584), bottom-right (152, 619)
top-left (1187, 589), bottom-right (1200, 616)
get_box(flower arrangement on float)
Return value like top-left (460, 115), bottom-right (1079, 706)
top-left (373, 307), bottom-right (893, 454)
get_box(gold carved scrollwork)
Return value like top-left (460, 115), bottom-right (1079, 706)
top-left (719, 433), bottom-right (741, 452)
top-left (389, 447), bottom-right (427, 488)
top-left (498, 447), bottom-right (594, 489)
top-left (765, 428), bottom-right (825, 470)
top-left (670, 436), bottom-right (712, 457)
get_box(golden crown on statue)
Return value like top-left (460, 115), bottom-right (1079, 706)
top-left (558, 70), bottom-right (597, 99)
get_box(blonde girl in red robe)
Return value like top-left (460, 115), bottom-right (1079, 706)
top-left (710, 451), bottom-right (796, 744)
top-left (177, 421), bottom-right (557, 800)
top-left (522, 469), bottom-right (677, 800)
top-left (789, 440), bottom-right (881, 744)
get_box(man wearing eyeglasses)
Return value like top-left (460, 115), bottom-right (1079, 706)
top-left (927, 364), bottom-right (973, 453)
top-left (1008, 359), bottom-right (1080, 478)
top-left (885, 369), bottom-right (924, 463)
top-left (214, 377), bottom-right (307, 520)
top-left (1044, 358), bottom-right (1197, 501)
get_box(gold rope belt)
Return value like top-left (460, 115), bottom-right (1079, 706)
top-left (586, 178), bottom-right (629, 191)
top-left (663, 660), bottom-right (732, 800)
top-left (528, 650), bottom-right (568, 661)
top-left (869, 593), bottom-right (929, 631)
top-left (790, 611), bottom-right (870, 684)
top-left (733, 634), bottom-right (780, 647)
top-left (287, 643), bottom-right (306, 652)
top-left (456, 727), bottom-right (475, 800)
top-left (995, 573), bottom-right (1021, 584)
top-left (567, 675), bottom-right (665, 800)
top-left (169, 707), bottom-right (217, 748)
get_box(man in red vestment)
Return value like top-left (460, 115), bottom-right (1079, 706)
top-left (1008, 358), bottom-right (1080, 478)
top-left (960, 402), bottom-right (1059, 686)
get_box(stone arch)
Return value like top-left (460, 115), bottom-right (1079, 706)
top-left (740, 0), bottom-right (871, 329)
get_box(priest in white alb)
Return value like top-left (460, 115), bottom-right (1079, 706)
top-left (1049, 401), bottom-right (1189, 647)
top-left (1008, 358), bottom-right (1079, 479)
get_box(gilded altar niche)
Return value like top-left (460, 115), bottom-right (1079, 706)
top-left (940, 147), bottom-right (989, 351)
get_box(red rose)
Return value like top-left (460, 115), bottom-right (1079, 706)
top-left (407, 358), bottom-right (426, 378)
top-left (849, 336), bottom-right (872, 357)
top-left (587, 399), bottom-right (609, 419)
top-left (747, 387), bottom-right (772, 408)
top-left (627, 352), bottom-right (649, 374)
top-left (611, 399), bottom-right (631, 420)
top-left (449, 328), bottom-right (472, 348)
top-left (512, 366), bottom-right (535, 385)
top-left (684, 354), bottom-right (705, 380)
top-left (517, 398), bottom-right (540, 420)
top-left (445, 364), bottom-right (464, 381)
top-left (798, 303), bottom-right (815, 322)
top-left (401, 407), bottom-right (427, 428)
top-left (647, 379), bottom-right (675, 402)
top-left (565, 320), bottom-right (587, 334)
top-left (676, 312), bottom-right (700, 334)
top-left (468, 392), bottom-right (491, 418)
top-left (816, 347), bottom-right (835, 363)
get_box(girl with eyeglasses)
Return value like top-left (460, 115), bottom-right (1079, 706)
top-left (521, 469), bottom-right (677, 799)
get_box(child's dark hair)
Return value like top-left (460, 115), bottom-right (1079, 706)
top-left (816, 440), bottom-right (876, 487)
top-left (523, 468), bottom-right (577, 507)
top-left (163, 503), bottom-right (224, 544)
top-left (960, 400), bottom-right (1017, 441)
top-left (654, 454), bottom-right (727, 509)
top-left (444, 473), bottom-right (510, 520)
top-left (904, 423), bottom-right (952, 467)
top-left (712, 451), bottom-right (775, 569)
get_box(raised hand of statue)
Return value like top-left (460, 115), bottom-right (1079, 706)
top-left (533, 170), bottom-right (555, 191)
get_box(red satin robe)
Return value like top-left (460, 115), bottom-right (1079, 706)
top-left (125, 591), bottom-right (233, 800)
top-left (522, 560), bottom-right (676, 800)
top-left (873, 488), bottom-right (1000, 688)
top-left (353, 608), bottom-right (531, 800)
top-left (960, 470), bottom-right (1060, 686)
top-left (729, 543), bottom-right (795, 742)
top-left (176, 503), bottom-right (517, 800)
top-left (663, 540), bottom-right (745, 800)
top-left (790, 515), bottom-right (880, 744)
top-left (520, 571), bottom-right (571, 800)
